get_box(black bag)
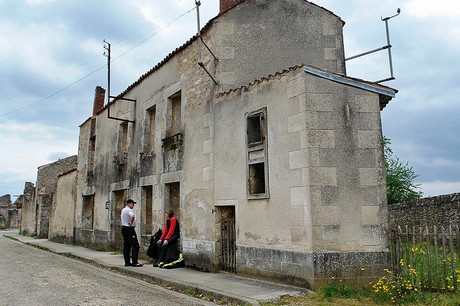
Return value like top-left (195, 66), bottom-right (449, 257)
top-left (146, 228), bottom-right (162, 258)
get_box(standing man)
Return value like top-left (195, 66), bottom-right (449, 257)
top-left (121, 199), bottom-right (143, 267)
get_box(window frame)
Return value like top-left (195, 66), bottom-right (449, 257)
top-left (246, 107), bottom-right (269, 199)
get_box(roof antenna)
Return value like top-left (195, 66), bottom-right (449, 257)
top-left (196, 0), bottom-right (202, 64)
top-left (195, 0), bottom-right (219, 85)
top-left (103, 40), bottom-right (111, 104)
top-left (345, 8), bottom-right (401, 83)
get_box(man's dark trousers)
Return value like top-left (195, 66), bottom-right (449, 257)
top-left (122, 226), bottom-right (140, 265)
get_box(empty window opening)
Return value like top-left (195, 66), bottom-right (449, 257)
top-left (113, 190), bottom-right (128, 250)
top-left (168, 92), bottom-right (181, 136)
top-left (248, 163), bottom-right (266, 195)
top-left (118, 121), bottom-right (128, 153)
top-left (82, 195), bottom-right (94, 230)
top-left (165, 182), bottom-right (180, 220)
top-left (246, 107), bottom-right (269, 199)
top-left (142, 186), bottom-right (153, 235)
top-left (87, 135), bottom-right (96, 174)
top-left (247, 113), bottom-right (263, 146)
top-left (146, 106), bottom-right (156, 152)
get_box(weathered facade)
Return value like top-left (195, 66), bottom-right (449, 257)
top-left (0, 194), bottom-right (21, 229)
top-left (69, 0), bottom-right (395, 289)
top-left (34, 156), bottom-right (77, 238)
top-left (0, 194), bottom-right (11, 229)
top-left (18, 182), bottom-right (36, 235)
top-left (48, 169), bottom-right (78, 243)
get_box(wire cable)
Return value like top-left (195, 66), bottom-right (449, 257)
top-left (0, 6), bottom-right (197, 123)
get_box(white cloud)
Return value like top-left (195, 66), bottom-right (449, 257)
top-left (420, 181), bottom-right (460, 197)
top-left (406, 0), bottom-right (460, 18)
top-left (404, 1), bottom-right (460, 50)
top-left (0, 121), bottom-right (77, 182)
top-left (431, 158), bottom-right (460, 167)
top-left (25, 0), bottom-right (57, 5)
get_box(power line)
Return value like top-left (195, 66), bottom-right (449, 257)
top-left (0, 65), bottom-right (105, 123)
top-left (0, 55), bottom-right (101, 107)
top-left (112, 7), bottom-right (196, 62)
top-left (0, 7), bottom-right (197, 123)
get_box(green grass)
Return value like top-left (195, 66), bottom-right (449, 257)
top-left (19, 229), bottom-right (34, 237)
top-left (109, 248), bottom-right (123, 255)
top-left (262, 283), bottom-right (460, 305)
top-left (392, 240), bottom-right (460, 291)
top-left (184, 287), bottom-right (199, 297)
top-left (261, 239), bottom-right (460, 306)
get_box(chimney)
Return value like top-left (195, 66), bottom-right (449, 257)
top-left (220, 0), bottom-right (242, 14)
top-left (92, 86), bottom-right (105, 116)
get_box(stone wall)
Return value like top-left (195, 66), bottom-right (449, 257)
top-left (36, 156), bottom-right (77, 238)
top-left (0, 194), bottom-right (20, 229)
top-left (388, 192), bottom-right (460, 228)
top-left (0, 194), bottom-right (11, 229)
top-left (48, 169), bottom-right (77, 243)
top-left (20, 182), bottom-right (36, 235)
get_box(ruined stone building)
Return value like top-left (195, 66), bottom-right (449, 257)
top-left (34, 0), bottom-right (397, 289)
top-left (0, 194), bottom-right (21, 229)
top-left (0, 194), bottom-right (22, 229)
top-left (17, 182), bottom-right (35, 234)
top-left (20, 157), bottom-right (77, 238)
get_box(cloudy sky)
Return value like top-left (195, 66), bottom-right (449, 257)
top-left (0, 0), bottom-right (458, 200)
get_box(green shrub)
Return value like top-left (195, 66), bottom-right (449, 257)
top-left (371, 259), bottom-right (421, 304)
top-left (322, 283), bottom-right (359, 299)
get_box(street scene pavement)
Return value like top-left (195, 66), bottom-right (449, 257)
top-left (0, 234), bottom-right (216, 306)
top-left (1, 230), bottom-right (309, 305)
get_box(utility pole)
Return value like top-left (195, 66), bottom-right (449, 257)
top-left (103, 40), bottom-right (111, 104)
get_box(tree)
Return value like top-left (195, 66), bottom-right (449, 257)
top-left (383, 137), bottom-right (423, 204)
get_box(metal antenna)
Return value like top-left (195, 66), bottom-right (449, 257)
top-left (345, 8), bottom-right (401, 83)
top-left (195, 0), bottom-right (202, 64)
top-left (194, 0), bottom-right (218, 84)
top-left (103, 40), bottom-right (111, 104)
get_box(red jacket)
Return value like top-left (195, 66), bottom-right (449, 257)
top-left (160, 216), bottom-right (180, 243)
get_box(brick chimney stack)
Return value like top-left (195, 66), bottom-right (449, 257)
top-left (220, 0), bottom-right (242, 14)
top-left (92, 86), bottom-right (105, 116)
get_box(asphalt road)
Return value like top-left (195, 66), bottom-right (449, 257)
top-left (0, 234), bottom-right (216, 306)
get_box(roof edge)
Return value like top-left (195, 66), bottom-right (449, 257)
top-left (303, 66), bottom-right (397, 98)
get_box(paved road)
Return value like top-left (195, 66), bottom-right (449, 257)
top-left (0, 235), bottom-right (216, 306)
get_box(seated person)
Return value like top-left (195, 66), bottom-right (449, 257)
top-left (154, 209), bottom-right (180, 268)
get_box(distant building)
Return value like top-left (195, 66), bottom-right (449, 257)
top-left (0, 194), bottom-right (12, 229)
top-left (19, 182), bottom-right (36, 235)
top-left (0, 194), bottom-right (20, 229)
top-left (20, 157), bottom-right (77, 238)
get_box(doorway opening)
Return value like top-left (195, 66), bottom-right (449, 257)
top-left (217, 206), bottom-right (236, 273)
top-left (112, 190), bottom-right (127, 250)
top-left (165, 182), bottom-right (180, 220)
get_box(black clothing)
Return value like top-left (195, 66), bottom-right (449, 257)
top-left (155, 217), bottom-right (181, 266)
top-left (147, 228), bottom-right (162, 259)
top-left (122, 226), bottom-right (140, 265)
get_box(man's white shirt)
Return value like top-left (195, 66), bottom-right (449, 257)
top-left (121, 206), bottom-right (135, 227)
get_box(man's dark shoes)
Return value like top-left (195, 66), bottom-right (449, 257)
top-left (132, 263), bottom-right (143, 267)
top-left (124, 263), bottom-right (132, 267)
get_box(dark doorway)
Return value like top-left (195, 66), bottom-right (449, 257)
top-left (218, 206), bottom-right (236, 273)
top-left (165, 182), bottom-right (180, 220)
top-left (141, 186), bottom-right (153, 235)
top-left (112, 190), bottom-right (127, 250)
